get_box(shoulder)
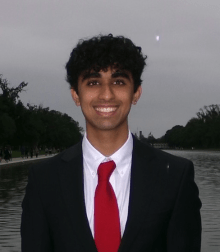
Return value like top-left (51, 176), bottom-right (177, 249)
top-left (29, 140), bottom-right (82, 177)
top-left (132, 138), bottom-right (198, 200)
top-left (133, 136), bottom-right (193, 172)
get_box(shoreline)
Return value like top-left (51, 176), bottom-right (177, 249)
top-left (165, 149), bottom-right (220, 152)
top-left (0, 155), bottom-right (55, 168)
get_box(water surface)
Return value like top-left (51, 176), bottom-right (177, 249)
top-left (166, 150), bottom-right (220, 252)
top-left (0, 164), bottom-right (29, 252)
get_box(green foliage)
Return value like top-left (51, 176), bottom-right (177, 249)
top-left (0, 74), bottom-right (28, 103)
top-left (0, 75), bottom-right (83, 149)
top-left (164, 104), bottom-right (220, 149)
top-left (164, 125), bottom-right (184, 147)
top-left (0, 113), bottom-right (16, 142)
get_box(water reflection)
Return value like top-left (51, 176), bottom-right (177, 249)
top-left (0, 164), bottom-right (29, 252)
top-left (0, 151), bottom-right (219, 252)
top-left (167, 150), bottom-right (220, 252)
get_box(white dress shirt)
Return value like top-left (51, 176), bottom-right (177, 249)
top-left (82, 131), bottom-right (133, 237)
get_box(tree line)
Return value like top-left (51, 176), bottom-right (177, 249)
top-left (162, 104), bottom-right (220, 149)
top-left (139, 104), bottom-right (220, 149)
top-left (1, 74), bottom-right (219, 151)
top-left (0, 75), bottom-right (83, 151)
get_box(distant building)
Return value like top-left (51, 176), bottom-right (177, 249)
top-left (139, 131), bottom-right (143, 139)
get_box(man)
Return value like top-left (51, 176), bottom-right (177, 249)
top-left (21, 34), bottom-right (202, 252)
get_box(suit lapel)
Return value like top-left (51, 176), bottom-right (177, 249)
top-left (119, 138), bottom-right (165, 252)
top-left (59, 142), bottom-right (97, 252)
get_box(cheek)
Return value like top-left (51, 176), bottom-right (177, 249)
top-left (81, 89), bottom-right (98, 100)
top-left (79, 94), bottom-right (92, 104)
top-left (120, 92), bottom-right (134, 104)
top-left (79, 96), bottom-right (95, 113)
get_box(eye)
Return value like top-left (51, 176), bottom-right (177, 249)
top-left (87, 80), bottom-right (99, 86)
top-left (113, 80), bottom-right (125, 85)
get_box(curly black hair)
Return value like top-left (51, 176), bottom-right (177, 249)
top-left (65, 34), bottom-right (147, 93)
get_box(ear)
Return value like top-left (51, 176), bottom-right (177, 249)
top-left (132, 86), bottom-right (142, 105)
top-left (70, 88), bottom-right (80, 106)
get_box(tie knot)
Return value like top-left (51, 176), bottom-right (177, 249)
top-left (97, 160), bottom-right (116, 181)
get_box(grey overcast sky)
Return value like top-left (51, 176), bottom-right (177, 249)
top-left (1, 0), bottom-right (219, 138)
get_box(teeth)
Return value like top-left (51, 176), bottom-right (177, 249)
top-left (95, 107), bottom-right (117, 112)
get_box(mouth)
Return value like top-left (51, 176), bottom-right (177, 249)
top-left (95, 107), bottom-right (117, 112)
top-left (94, 106), bottom-right (118, 116)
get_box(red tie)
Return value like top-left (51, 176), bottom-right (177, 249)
top-left (94, 160), bottom-right (121, 252)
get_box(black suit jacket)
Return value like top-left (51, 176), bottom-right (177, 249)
top-left (21, 137), bottom-right (202, 252)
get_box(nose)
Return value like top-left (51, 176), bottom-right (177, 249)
top-left (98, 83), bottom-right (115, 101)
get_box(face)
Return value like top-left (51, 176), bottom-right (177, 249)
top-left (71, 67), bottom-right (142, 134)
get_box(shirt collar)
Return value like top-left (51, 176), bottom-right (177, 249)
top-left (82, 131), bottom-right (133, 178)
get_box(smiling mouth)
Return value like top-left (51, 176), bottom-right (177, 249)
top-left (95, 107), bottom-right (117, 113)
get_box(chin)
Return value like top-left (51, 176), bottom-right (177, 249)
top-left (91, 120), bottom-right (127, 132)
top-left (94, 124), bottom-right (117, 131)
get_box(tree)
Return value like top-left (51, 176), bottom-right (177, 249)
top-left (0, 113), bottom-right (16, 144)
top-left (0, 74), bottom-right (83, 149)
top-left (164, 125), bottom-right (184, 148)
top-left (161, 104), bottom-right (220, 149)
top-left (0, 74), bottom-right (28, 103)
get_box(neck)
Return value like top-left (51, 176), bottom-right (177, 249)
top-left (86, 127), bottom-right (129, 156)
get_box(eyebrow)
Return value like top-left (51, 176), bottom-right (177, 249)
top-left (81, 72), bottom-right (101, 81)
top-left (111, 71), bottom-right (131, 80)
top-left (81, 70), bottom-right (131, 81)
